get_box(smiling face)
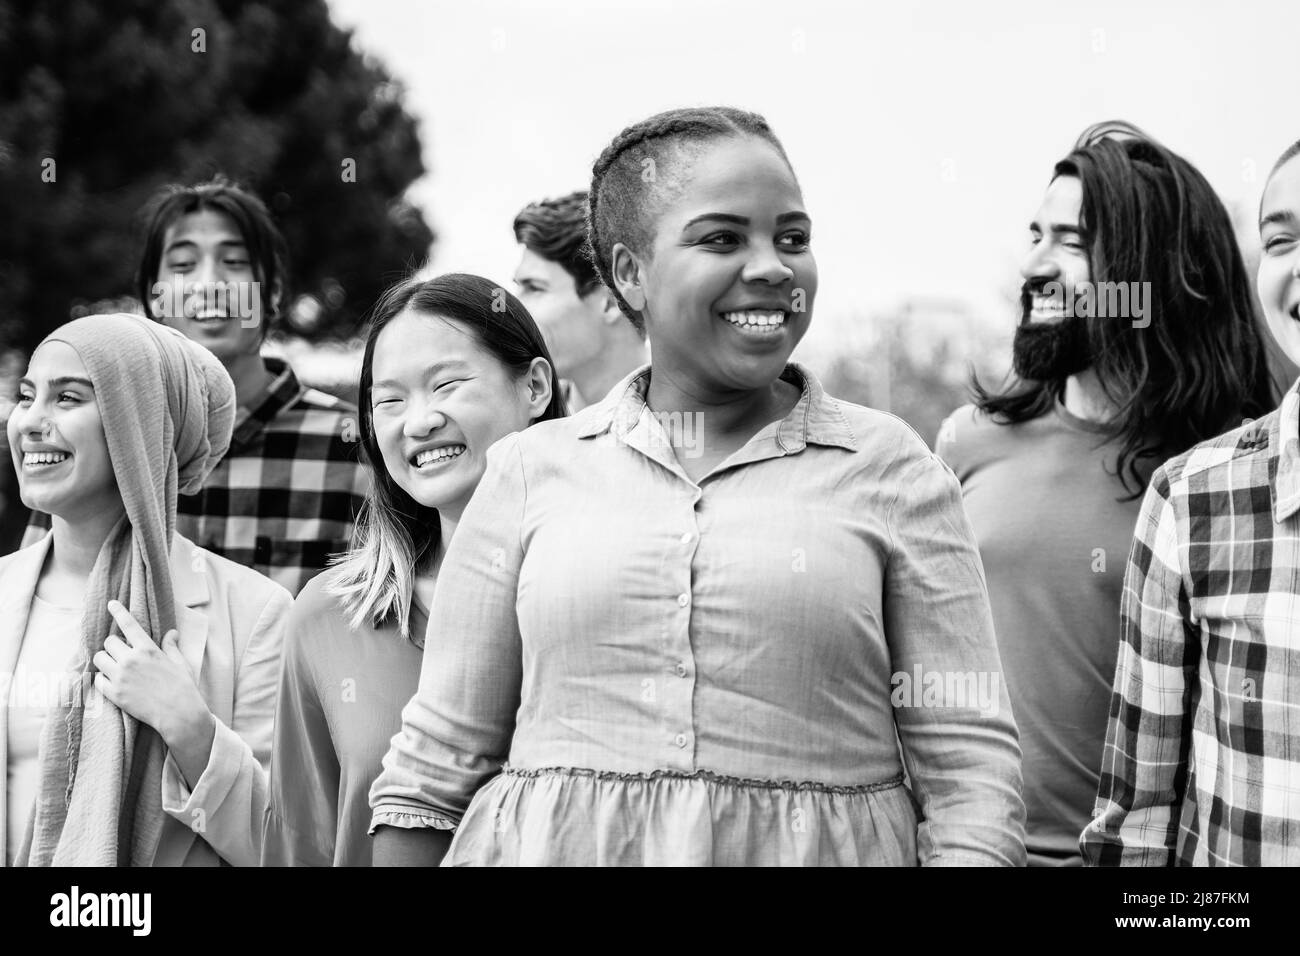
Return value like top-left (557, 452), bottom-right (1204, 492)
top-left (1011, 174), bottom-right (1095, 381)
top-left (368, 308), bottom-right (547, 521)
top-left (7, 341), bottom-right (120, 523)
top-left (1021, 175), bottom-right (1091, 323)
top-left (1258, 153), bottom-right (1300, 366)
top-left (151, 209), bottom-right (265, 363)
top-left (613, 135), bottom-right (816, 394)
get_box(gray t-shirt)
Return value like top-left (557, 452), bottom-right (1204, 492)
top-left (936, 401), bottom-right (1147, 865)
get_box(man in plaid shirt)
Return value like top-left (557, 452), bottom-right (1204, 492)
top-left (171, 354), bottom-right (368, 595)
top-left (1083, 139), bottom-right (1300, 866)
top-left (23, 178), bottom-right (368, 595)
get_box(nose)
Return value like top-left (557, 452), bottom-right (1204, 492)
top-left (742, 240), bottom-right (795, 285)
top-left (191, 253), bottom-right (228, 289)
top-left (402, 395), bottom-right (447, 439)
top-left (11, 401), bottom-right (52, 439)
top-left (1020, 240), bottom-right (1060, 284)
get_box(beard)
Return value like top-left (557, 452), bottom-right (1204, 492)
top-left (1012, 284), bottom-right (1093, 381)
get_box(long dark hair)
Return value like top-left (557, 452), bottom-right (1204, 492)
top-left (974, 121), bottom-right (1278, 497)
top-left (327, 272), bottom-right (567, 637)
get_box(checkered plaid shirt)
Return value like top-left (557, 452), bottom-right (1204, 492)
top-left (24, 357), bottom-right (369, 596)
top-left (1081, 378), bottom-right (1300, 866)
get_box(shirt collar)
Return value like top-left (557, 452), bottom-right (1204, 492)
top-left (230, 356), bottom-right (302, 449)
top-left (1268, 376), bottom-right (1300, 524)
top-left (576, 361), bottom-right (858, 453)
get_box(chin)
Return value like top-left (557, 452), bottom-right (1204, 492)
top-left (729, 350), bottom-right (792, 381)
top-left (406, 474), bottom-right (471, 511)
top-left (20, 490), bottom-right (66, 518)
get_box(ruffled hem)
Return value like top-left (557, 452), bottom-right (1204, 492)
top-left (445, 765), bottom-right (919, 866)
top-left (502, 765), bottom-right (906, 794)
top-left (368, 806), bottom-right (459, 835)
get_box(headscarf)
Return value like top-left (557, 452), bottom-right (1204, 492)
top-left (17, 313), bottom-right (235, 866)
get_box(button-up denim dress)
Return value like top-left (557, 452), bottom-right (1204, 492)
top-left (370, 364), bottom-right (1026, 865)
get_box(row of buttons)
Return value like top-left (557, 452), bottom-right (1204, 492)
top-left (674, 525), bottom-right (696, 753)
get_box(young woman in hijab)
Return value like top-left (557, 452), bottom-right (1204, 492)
top-left (1, 313), bottom-right (291, 866)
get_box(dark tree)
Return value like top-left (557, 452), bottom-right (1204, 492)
top-left (0, 0), bottom-right (435, 355)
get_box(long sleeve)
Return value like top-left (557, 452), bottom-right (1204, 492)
top-left (369, 434), bottom-right (527, 832)
top-left (883, 451), bottom-right (1026, 866)
top-left (161, 586), bottom-right (290, 866)
top-left (1081, 467), bottom-right (1197, 866)
top-left (261, 602), bottom-right (339, 866)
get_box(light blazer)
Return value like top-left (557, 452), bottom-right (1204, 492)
top-left (0, 531), bottom-right (291, 866)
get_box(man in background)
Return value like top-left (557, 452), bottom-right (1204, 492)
top-left (512, 191), bottom-right (646, 411)
top-left (936, 123), bottom-right (1276, 865)
top-left (21, 177), bottom-right (368, 595)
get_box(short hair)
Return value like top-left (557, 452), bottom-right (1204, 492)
top-left (513, 191), bottom-right (601, 298)
top-left (587, 106), bottom-right (793, 331)
top-left (135, 175), bottom-right (290, 334)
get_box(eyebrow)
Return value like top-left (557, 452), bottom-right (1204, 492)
top-left (1260, 209), bottom-right (1297, 229)
top-left (371, 361), bottom-right (471, 391)
top-left (682, 211), bottom-right (811, 229)
top-left (18, 376), bottom-right (95, 390)
top-left (163, 238), bottom-right (248, 255)
top-left (1029, 222), bottom-right (1085, 235)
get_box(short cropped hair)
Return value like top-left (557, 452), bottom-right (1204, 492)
top-left (513, 191), bottom-right (601, 298)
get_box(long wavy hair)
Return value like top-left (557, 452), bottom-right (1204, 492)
top-left (974, 121), bottom-right (1278, 497)
top-left (325, 273), bottom-right (567, 639)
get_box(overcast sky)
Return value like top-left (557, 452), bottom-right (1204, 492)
top-left (327, 0), bottom-right (1299, 343)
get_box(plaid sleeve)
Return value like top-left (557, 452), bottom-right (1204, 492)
top-left (1081, 466), bottom-right (1199, 866)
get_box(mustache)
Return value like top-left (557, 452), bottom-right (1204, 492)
top-left (1019, 279), bottom-right (1066, 301)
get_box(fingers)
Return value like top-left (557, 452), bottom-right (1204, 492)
top-left (102, 633), bottom-right (129, 661)
top-left (160, 629), bottom-right (187, 667)
top-left (92, 647), bottom-right (122, 682)
top-left (106, 600), bottom-right (153, 649)
top-left (93, 670), bottom-right (119, 706)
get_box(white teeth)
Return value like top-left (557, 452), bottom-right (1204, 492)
top-left (24, 451), bottom-right (69, 465)
top-left (413, 445), bottom-right (466, 467)
top-left (721, 309), bottom-right (786, 329)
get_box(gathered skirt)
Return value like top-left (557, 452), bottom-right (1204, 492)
top-left (444, 766), bottom-right (920, 866)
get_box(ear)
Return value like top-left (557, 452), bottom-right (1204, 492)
top-left (522, 356), bottom-right (554, 421)
top-left (267, 277), bottom-right (284, 321)
top-left (610, 242), bottom-right (646, 314)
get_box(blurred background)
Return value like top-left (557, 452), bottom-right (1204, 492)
top-left (3, 0), bottom-right (1299, 550)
